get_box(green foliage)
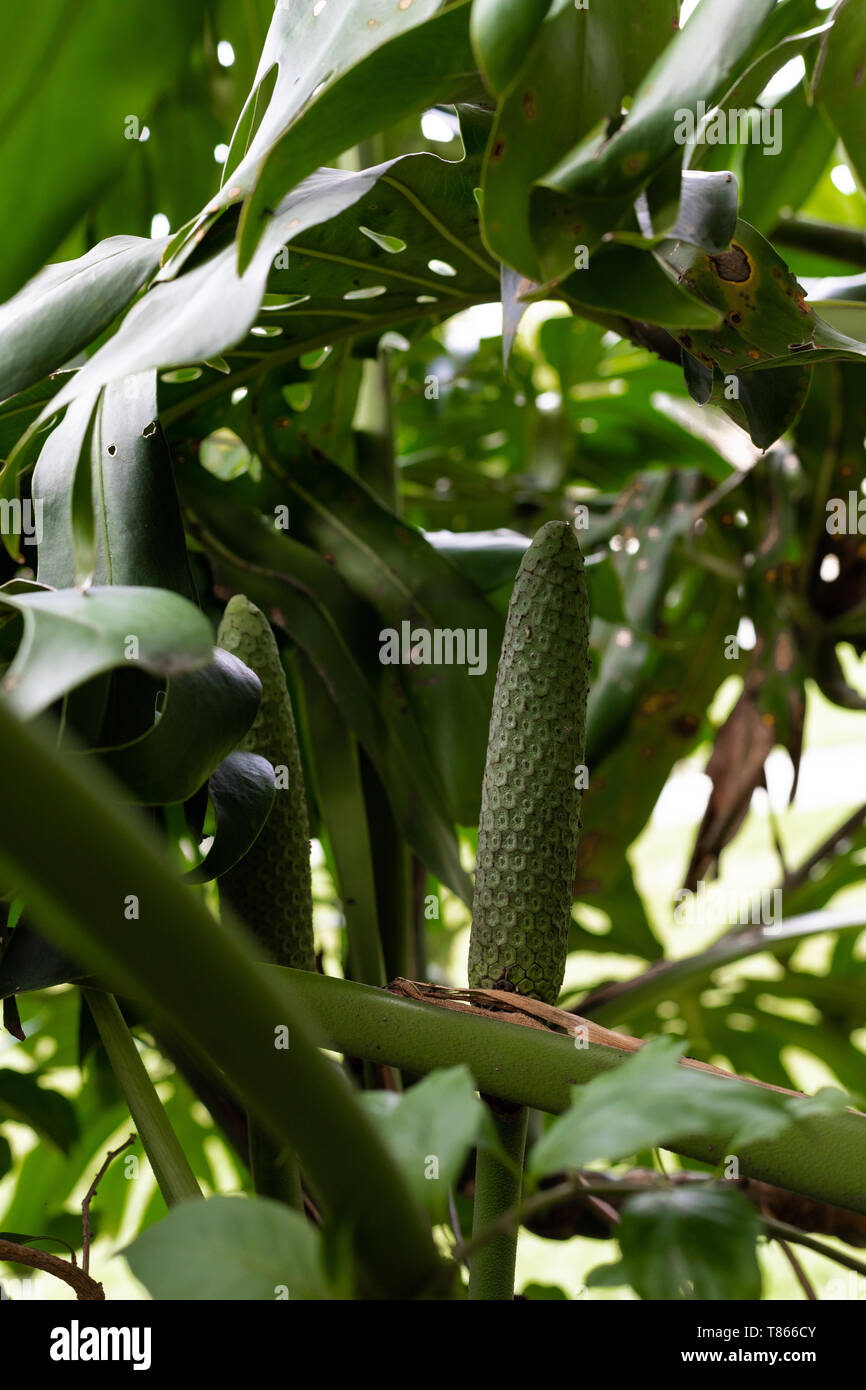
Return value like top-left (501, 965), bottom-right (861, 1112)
top-left (126, 1194), bottom-right (332, 1301)
top-left (589, 1187), bottom-right (762, 1300)
top-left (527, 1037), bottom-right (848, 1177)
top-left (3, 0), bottom-right (866, 1304)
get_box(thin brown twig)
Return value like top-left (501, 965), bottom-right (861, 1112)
top-left (762, 1216), bottom-right (866, 1280)
top-left (445, 1176), bottom-right (866, 1291)
top-left (448, 1177), bottom-right (666, 1269)
top-left (782, 800), bottom-right (866, 895)
top-left (775, 1237), bottom-right (817, 1300)
top-left (576, 1172), bottom-right (620, 1227)
top-left (0, 1239), bottom-right (104, 1301)
top-left (81, 1133), bottom-right (136, 1277)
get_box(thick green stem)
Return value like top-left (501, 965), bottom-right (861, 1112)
top-left (83, 990), bottom-right (201, 1207)
top-left (0, 706), bottom-right (440, 1298)
top-left (469, 1106), bottom-right (528, 1301)
top-left (271, 969), bottom-right (866, 1218)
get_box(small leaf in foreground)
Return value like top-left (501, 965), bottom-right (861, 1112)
top-left (124, 1194), bottom-right (331, 1301)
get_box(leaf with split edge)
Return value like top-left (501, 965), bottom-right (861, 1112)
top-left (0, 237), bottom-right (165, 403)
top-left (253, 126), bottom-right (499, 348)
top-left (180, 473), bottom-right (472, 903)
top-left (95, 648), bottom-right (261, 806)
top-left (33, 371), bottom-right (197, 599)
top-left (212, 0), bottom-right (457, 209)
top-left (0, 585), bottom-right (214, 719)
top-left (0, 0), bottom-right (206, 303)
top-left (480, 0), bottom-right (677, 282)
top-left (125, 1194), bottom-right (332, 1300)
top-left (185, 751), bottom-right (276, 883)
top-left (235, 1), bottom-right (481, 273)
top-left (42, 167), bottom-right (392, 418)
top-left (0, 1070), bottom-right (79, 1154)
top-left (153, 121), bottom-right (501, 431)
top-left (360, 1065), bottom-right (483, 1223)
top-left (591, 1187), bottom-right (762, 1301)
top-left (530, 0), bottom-right (777, 278)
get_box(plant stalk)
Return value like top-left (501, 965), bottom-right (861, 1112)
top-left (468, 1106), bottom-right (528, 1300)
top-left (0, 707), bottom-right (441, 1298)
top-left (271, 968), bottom-right (866, 1218)
top-left (83, 989), bottom-right (201, 1207)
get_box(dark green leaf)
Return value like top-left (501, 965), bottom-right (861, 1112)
top-left (186, 751), bottom-right (276, 883)
top-left (615, 1187), bottom-right (762, 1300)
top-left (96, 649), bottom-right (260, 805)
top-left (0, 238), bottom-right (164, 402)
top-left (0, 585), bottom-right (214, 718)
top-left (125, 1194), bottom-right (332, 1300)
top-left (361, 1066), bottom-right (483, 1223)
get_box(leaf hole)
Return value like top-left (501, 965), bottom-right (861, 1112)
top-left (343, 285), bottom-right (387, 300)
top-left (359, 225), bottom-right (407, 253)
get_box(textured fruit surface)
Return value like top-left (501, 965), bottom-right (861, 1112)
top-left (216, 595), bottom-right (315, 971)
top-left (468, 522), bottom-right (589, 1003)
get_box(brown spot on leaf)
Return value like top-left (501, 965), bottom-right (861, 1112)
top-left (523, 91), bottom-right (536, 120)
top-left (711, 244), bottom-right (751, 283)
top-left (491, 138), bottom-right (505, 163)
